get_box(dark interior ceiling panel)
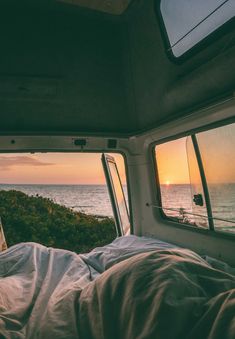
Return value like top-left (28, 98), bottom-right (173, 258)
top-left (57, 0), bottom-right (132, 15)
top-left (0, 0), bottom-right (234, 136)
top-left (0, 4), bottom-right (133, 135)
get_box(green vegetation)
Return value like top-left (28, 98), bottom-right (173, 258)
top-left (0, 190), bottom-right (116, 253)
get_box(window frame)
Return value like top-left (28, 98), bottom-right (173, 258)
top-left (153, 118), bottom-right (235, 239)
top-left (101, 153), bottom-right (130, 236)
top-left (155, 0), bottom-right (235, 63)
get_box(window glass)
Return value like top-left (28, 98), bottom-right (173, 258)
top-left (108, 160), bottom-right (130, 235)
top-left (155, 137), bottom-right (206, 227)
top-left (186, 136), bottom-right (208, 227)
top-left (155, 122), bottom-right (235, 234)
top-left (196, 123), bottom-right (235, 233)
top-left (160, 0), bottom-right (235, 57)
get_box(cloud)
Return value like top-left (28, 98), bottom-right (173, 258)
top-left (0, 156), bottom-right (54, 170)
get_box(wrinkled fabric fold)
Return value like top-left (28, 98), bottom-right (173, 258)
top-left (0, 236), bottom-right (234, 339)
top-left (78, 249), bottom-right (235, 339)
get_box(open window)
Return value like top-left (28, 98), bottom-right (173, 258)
top-left (0, 152), bottom-right (129, 252)
top-left (155, 121), bottom-right (235, 235)
top-left (102, 153), bottom-right (130, 236)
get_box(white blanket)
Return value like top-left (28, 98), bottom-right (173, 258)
top-left (0, 242), bottom-right (100, 338)
top-left (0, 236), bottom-right (234, 338)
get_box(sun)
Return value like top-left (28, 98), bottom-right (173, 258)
top-left (165, 180), bottom-right (170, 186)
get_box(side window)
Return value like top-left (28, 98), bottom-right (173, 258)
top-left (155, 137), bottom-right (208, 227)
top-left (196, 124), bottom-right (235, 232)
top-left (155, 122), bottom-right (235, 234)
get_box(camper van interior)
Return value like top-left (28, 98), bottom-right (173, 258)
top-left (0, 0), bottom-right (235, 338)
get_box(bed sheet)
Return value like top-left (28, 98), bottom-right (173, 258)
top-left (79, 247), bottom-right (235, 339)
top-left (0, 236), bottom-right (234, 338)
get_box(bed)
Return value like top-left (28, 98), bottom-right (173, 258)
top-left (0, 235), bottom-right (234, 338)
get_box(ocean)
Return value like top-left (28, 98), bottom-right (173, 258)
top-left (161, 183), bottom-right (235, 232)
top-left (0, 184), bottom-right (114, 217)
top-left (0, 183), bottom-right (234, 232)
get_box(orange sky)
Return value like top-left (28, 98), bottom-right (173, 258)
top-left (156, 138), bottom-right (190, 185)
top-left (0, 123), bottom-right (234, 186)
top-left (156, 124), bottom-right (235, 185)
top-left (0, 153), bottom-right (126, 185)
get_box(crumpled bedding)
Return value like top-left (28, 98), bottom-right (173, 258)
top-left (79, 248), bottom-right (235, 339)
top-left (0, 236), bottom-right (234, 338)
top-left (0, 242), bottom-right (92, 338)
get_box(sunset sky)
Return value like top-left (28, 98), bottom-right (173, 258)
top-left (156, 137), bottom-right (191, 185)
top-left (0, 153), bottom-right (126, 185)
top-left (156, 123), bottom-right (235, 185)
top-left (0, 122), bottom-right (234, 186)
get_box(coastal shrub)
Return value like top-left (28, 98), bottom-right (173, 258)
top-left (0, 190), bottom-right (116, 253)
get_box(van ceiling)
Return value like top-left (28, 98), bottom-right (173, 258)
top-left (0, 0), bottom-right (235, 136)
top-left (57, 0), bottom-right (132, 15)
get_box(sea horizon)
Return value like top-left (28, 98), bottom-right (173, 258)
top-left (0, 183), bottom-right (234, 231)
top-left (0, 182), bottom-right (234, 186)
top-left (0, 183), bottom-right (108, 186)
top-left (0, 183), bottom-right (114, 217)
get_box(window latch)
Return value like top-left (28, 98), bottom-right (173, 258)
top-left (193, 194), bottom-right (204, 206)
